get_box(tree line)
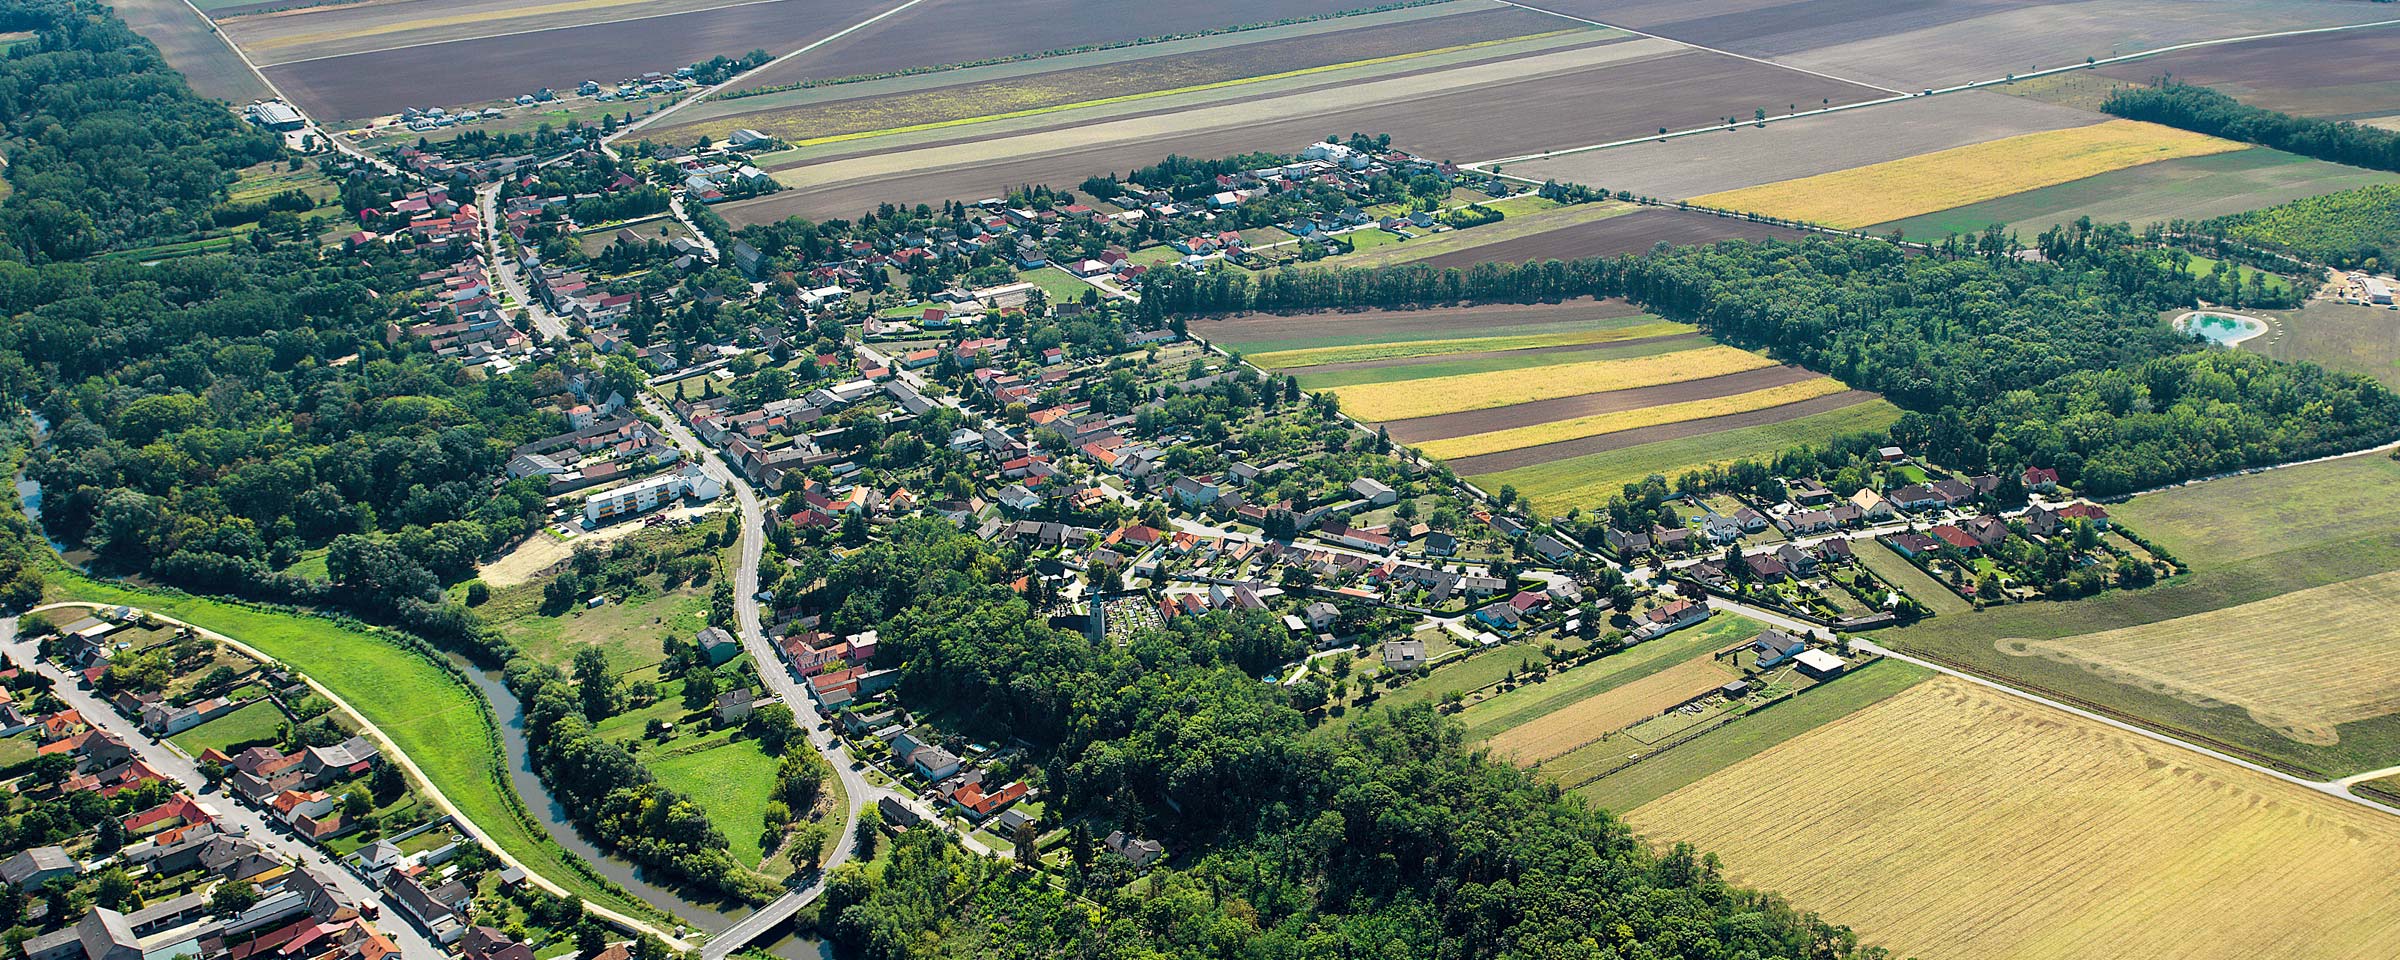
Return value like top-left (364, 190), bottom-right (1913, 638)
top-left (2102, 80), bottom-right (2400, 174)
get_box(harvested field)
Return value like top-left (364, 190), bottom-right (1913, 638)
top-left (1629, 677), bottom-right (2400, 960)
top-left (1413, 208), bottom-right (1812, 267)
top-left (1461, 614), bottom-right (1763, 741)
top-left (2251, 302), bottom-right (2400, 389)
top-left (1324, 199), bottom-right (1645, 268)
top-left (1247, 319), bottom-right (1688, 369)
top-left (1479, 398), bottom-right (1901, 514)
top-left (1513, 92), bottom-right (2099, 200)
top-left (1293, 334), bottom-right (1706, 390)
top-left (1417, 377), bottom-right (1853, 460)
top-left (2095, 27), bottom-right (2400, 121)
top-left (1327, 343), bottom-right (1775, 421)
top-left (651, 5), bottom-right (1576, 145)
top-left (1445, 389), bottom-right (1880, 474)
top-left (220, 0), bottom-right (783, 64)
top-left (1486, 656), bottom-right (1732, 764)
top-left (1999, 569), bottom-right (2400, 745)
top-left (115, 0), bottom-right (273, 104)
top-left (1871, 148), bottom-right (2400, 239)
top-left (1387, 363), bottom-right (1824, 443)
top-left (261, 0), bottom-right (868, 121)
top-left (1690, 120), bottom-right (2246, 229)
top-left (1201, 298), bottom-right (1649, 351)
top-left (725, 44), bottom-right (1885, 223)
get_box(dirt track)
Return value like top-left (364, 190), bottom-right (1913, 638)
top-left (1387, 363), bottom-right (1823, 442)
top-left (1443, 388), bottom-right (1877, 474)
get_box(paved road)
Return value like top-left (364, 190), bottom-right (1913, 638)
top-left (667, 195), bottom-right (720, 262)
top-left (0, 616), bottom-right (439, 958)
top-left (605, 0), bottom-right (937, 146)
top-left (478, 183), bottom-right (566, 343)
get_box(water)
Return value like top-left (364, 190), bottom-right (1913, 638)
top-left (2180, 312), bottom-right (2264, 346)
top-left (460, 665), bottom-right (836, 958)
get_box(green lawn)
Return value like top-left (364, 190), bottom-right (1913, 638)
top-left (1017, 266), bottom-right (1095, 304)
top-left (1459, 615), bottom-right (1763, 740)
top-left (0, 732), bottom-right (38, 771)
top-left (1479, 399), bottom-right (1903, 515)
top-left (1293, 332), bottom-right (1700, 390)
top-left (167, 700), bottom-right (287, 756)
top-left (1856, 540), bottom-right (1972, 616)
top-left (1573, 657), bottom-right (1933, 811)
top-left (647, 737), bottom-right (780, 867)
top-left (39, 571), bottom-right (671, 925)
top-left (2172, 251), bottom-right (2292, 294)
top-left (1881, 452), bottom-right (2400, 779)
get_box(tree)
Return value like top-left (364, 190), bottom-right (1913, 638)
top-left (369, 759), bottom-right (406, 804)
top-left (853, 805), bottom-right (883, 860)
top-left (749, 702), bottom-right (799, 752)
top-left (1012, 819), bottom-right (1039, 865)
top-left (681, 670), bottom-right (721, 710)
top-left (787, 822), bottom-right (830, 875)
top-left (93, 870), bottom-right (136, 912)
top-left (574, 924), bottom-right (608, 960)
top-left (573, 647), bottom-right (619, 721)
top-left (209, 882), bottom-right (259, 916)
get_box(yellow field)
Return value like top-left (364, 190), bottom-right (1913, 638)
top-left (1416, 376), bottom-right (1848, 459)
top-left (1486, 656), bottom-right (1731, 764)
top-left (2000, 568), bottom-right (2400, 745)
top-left (1689, 120), bottom-right (2247, 228)
top-left (1246, 320), bottom-right (1692, 369)
top-left (1630, 678), bottom-right (2400, 960)
top-left (1329, 344), bottom-right (1776, 421)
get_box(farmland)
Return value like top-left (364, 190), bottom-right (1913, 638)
top-left (2093, 28), bottom-right (2400, 121)
top-left (1327, 343), bottom-right (1777, 421)
top-left (2209, 183), bottom-right (2400, 267)
top-left (1201, 299), bottom-right (1652, 354)
top-left (1414, 376), bottom-right (1854, 460)
top-left (1473, 399), bottom-right (1903, 514)
top-left (1293, 333), bottom-right (1707, 390)
top-left (1870, 148), bottom-right (2400, 240)
top-left (723, 42), bottom-right (1885, 223)
top-left (1627, 678), bottom-right (2400, 960)
top-left (1246, 318), bottom-right (1691, 370)
top-left (1319, 199), bottom-right (1647, 269)
top-left (1688, 120), bottom-right (2247, 229)
top-left (1884, 452), bottom-right (2400, 778)
top-left (1458, 615), bottom-right (1764, 744)
top-left (114, 0), bottom-right (273, 104)
top-left (1383, 363), bottom-right (1823, 443)
top-left (1411, 208), bottom-right (1813, 267)
top-left (1488, 655), bottom-right (1734, 763)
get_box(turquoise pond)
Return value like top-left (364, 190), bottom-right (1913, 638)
top-left (2179, 312), bottom-right (2264, 345)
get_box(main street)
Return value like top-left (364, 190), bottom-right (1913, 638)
top-left (0, 616), bottom-right (440, 959)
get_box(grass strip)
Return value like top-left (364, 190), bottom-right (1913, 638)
top-left (1416, 376), bottom-right (1849, 460)
top-left (1478, 399), bottom-right (1901, 514)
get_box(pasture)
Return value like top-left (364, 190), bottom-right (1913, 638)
top-left (1473, 399), bottom-right (1902, 514)
top-left (1327, 343), bottom-right (1775, 421)
top-left (1884, 452), bottom-right (2400, 778)
top-left (1689, 120), bottom-right (2246, 228)
top-left (1999, 569), bottom-right (2400, 746)
top-left (1870, 148), bottom-right (2399, 240)
top-left (1628, 677), bottom-right (2400, 960)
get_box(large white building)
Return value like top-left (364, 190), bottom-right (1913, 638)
top-left (583, 464), bottom-right (721, 523)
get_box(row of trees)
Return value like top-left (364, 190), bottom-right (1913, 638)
top-left (2103, 80), bottom-right (2400, 174)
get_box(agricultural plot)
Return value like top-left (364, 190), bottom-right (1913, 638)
top-left (1628, 677), bottom-right (2400, 960)
top-left (114, 0), bottom-right (273, 104)
top-left (1415, 376), bottom-right (1853, 460)
top-left (1245, 317), bottom-right (1691, 370)
top-left (1319, 200), bottom-right (1644, 268)
top-left (1485, 656), bottom-right (1733, 763)
top-left (1514, 92), bottom-right (2098, 200)
top-left (2093, 27), bottom-right (2400, 122)
top-left (1688, 120), bottom-right (2246, 229)
top-left (1474, 399), bottom-right (1903, 515)
top-left (1201, 299), bottom-right (1652, 354)
top-left (1885, 452), bottom-right (2400, 778)
top-left (1384, 364), bottom-right (1823, 443)
top-left (1327, 343), bottom-right (1776, 421)
top-left (1458, 615), bottom-right (1762, 741)
top-left (1411, 208), bottom-right (1813, 268)
top-left (1999, 569), bottom-right (2400, 746)
top-left (724, 43), bottom-right (1885, 223)
top-left (1870, 148), bottom-right (2400, 240)
top-left (2210, 183), bottom-right (2400, 267)
top-left (1292, 334), bottom-right (1706, 390)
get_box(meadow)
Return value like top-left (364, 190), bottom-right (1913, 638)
top-left (2250, 302), bottom-right (2400, 388)
top-left (1474, 399), bottom-right (1902, 514)
top-left (1628, 677), bottom-right (2400, 960)
top-left (1689, 120), bottom-right (2247, 228)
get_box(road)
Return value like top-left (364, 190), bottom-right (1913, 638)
top-left (0, 615), bottom-right (439, 958)
top-left (668, 194), bottom-right (720, 262)
top-left (605, 0), bottom-right (938, 146)
top-left (479, 183), bottom-right (566, 342)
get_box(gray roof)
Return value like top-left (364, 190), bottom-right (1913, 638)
top-left (0, 846), bottom-right (73, 885)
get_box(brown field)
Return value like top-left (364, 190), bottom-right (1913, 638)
top-left (1998, 569), bottom-right (2400, 746)
top-left (1444, 388), bottom-right (1877, 474)
top-left (2096, 28), bottom-right (2400, 120)
top-left (116, 0), bottom-right (273, 104)
top-left (649, 5), bottom-right (1572, 145)
top-left (1385, 363), bottom-right (1821, 443)
top-left (219, 0), bottom-right (765, 63)
top-left (722, 44), bottom-right (1885, 223)
top-left (1514, 91), bottom-right (2098, 200)
top-left (1296, 331), bottom-right (1706, 375)
top-left (260, 0), bottom-right (868, 121)
top-left (1418, 376), bottom-right (1852, 460)
top-left (1414, 208), bottom-right (1812, 267)
top-left (1485, 656), bottom-right (1731, 764)
top-left (1328, 343), bottom-right (1775, 421)
top-left (1629, 677), bottom-right (2400, 960)
top-left (1198, 298), bottom-right (1650, 348)
top-left (725, 0), bottom-right (1377, 93)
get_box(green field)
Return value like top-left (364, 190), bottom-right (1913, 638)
top-left (1574, 657), bottom-right (1934, 811)
top-left (2212, 181), bottom-right (2400, 266)
top-left (1293, 334), bottom-right (1701, 389)
top-left (1869, 148), bottom-right (2400, 240)
top-left (1214, 314), bottom-right (1628, 355)
top-left (2249, 302), bottom-right (2400, 388)
top-left (2173, 251), bottom-right (2293, 294)
top-left (1881, 453), bottom-right (2400, 778)
top-left (1018, 265), bottom-right (1096, 304)
top-left (1459, 614), bottom-right (1763, 740)
top-left (1478, 399), bottom-right (1903, 515)
top-left (648, 737), bottom-right (781, 867)
top-left (39, 572), bottom-right (668, 925)
top-left (168, 700), bottom-right (288, 756)
top-left (1857, 540), bottom-right (1973, 616)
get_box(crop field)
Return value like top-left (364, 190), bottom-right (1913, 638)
top-left (1485, 656), bottom-right (1734, 763)
top-left (724, 42), bottom-right (1886, 223)
top-left (1384, 363), bottom-right (1822, 443)
top-left (2094, 28), bottom-right (2400, 121)
top-left (115, 0), bottom-right (273, 104)
top-left (2000, 569), bottom-right (2400, 746)
top-left (1202, 298), bottom-right (1652, 353)
top-left (1884, 452), bottom-right (2400, 778)
top-left (1514, 92), bottom-right (2098, 200)
top-left (250, 0), bottom-right (867, 121)
top-left (1321, 199), bottom-right (1644, 268)
top-left (1689, 120), bottom-right (2247, 229)
top-left (1459, 615), bottom-right (1762, 740)
top-left (1293, 334), bottom-right (1707, 390)
top-left (2250, 302), bottom-right (2400, 388)
top-left (1246, 317), bottom-right (1689, 369)
top-left (1328, 343), bottom-right (1776, 421)
top-left (1870, 148), bottom-right (2400, 240)
top-left (1410, 208), bottom-right (1813, 267)
top-left (652, 4), bottom-right (1577, 145)
top-left (1475, 399), bottom-right (1902, 514)
top-left (1415, 376), bottom-right (1853, 460)
top-left (1628, 677), bottom-right (2400, 960)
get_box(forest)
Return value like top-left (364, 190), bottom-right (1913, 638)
top-left (2102, 81), bottom-right (2400, 174)
top-left (1137, 223), bottom-right (2400, 495)
top-left (2200, 183), bottom-right (2399, 271)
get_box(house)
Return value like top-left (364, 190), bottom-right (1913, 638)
top-left (1794, 649), bottom-right (1847, 678)
top-left (1887, 484), bottom-right (1947, 512)
top-left (1634, 597), bottom-right (1710, 640)
top-left (1747, 630), bottom-right (1808, 668)
top-left (1302, 601), bottom-right (1340, 632)
top-left (1382, 638), bottom-right (1427, 673)
top-left (1420, 530), bottom-right (1458, 556)
top-left (694, 626), bottom-right (741, 666)
top-left (1960, 515), bottom-right (2010, 549)
top-left (0, 846), bottom-right (77, 890)
top-left (2022, 466), bottom-right (2060, 491)
top-left (1529, 533), bottom-right (1575, 563)
top-left (949, 780), bottom-right (1028, 819)
top-left (715, 687), bottom-right (758, 724)
top-left (1104, 830), bottom-right (1165, 868)
top-left (1348, 477), bottom-right (1397, 506)
top-left (1887, 531), bottom-right (1946, 557)
top-left (1603, 527), bottom-right (1651, 555)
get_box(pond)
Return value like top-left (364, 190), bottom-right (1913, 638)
top-left (2177, 312), bottom-right (2266, 346)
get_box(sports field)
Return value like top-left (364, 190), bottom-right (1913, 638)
top-left (1870, 148), bottom-right (2400, 240)
top-left (1689, 120), bottom-right (2247, 229)
top-left (1628, 677), bottom-right (2400, 960)
top-left (1473, 399), bottom-right (1903, 515)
